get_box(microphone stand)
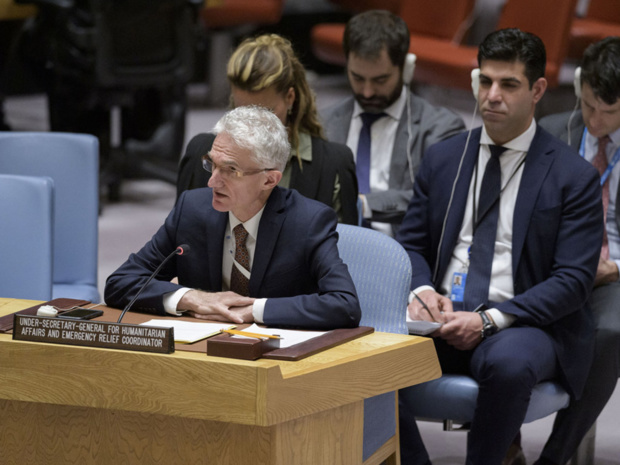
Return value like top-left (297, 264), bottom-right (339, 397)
top-left (117, 245), bottom-right (189, 323)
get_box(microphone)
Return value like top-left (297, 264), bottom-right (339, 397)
top-left (117, 244), bottom-right (191, 323)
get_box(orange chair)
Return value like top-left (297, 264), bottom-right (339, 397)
top-left (408, 0), bottom-right (578, 90)
top-left (568, 0), bottom-right (620, 59)
top-left (311, 0), bottom-right (404, 67)
top-left (311, 0), bottom-right (476, 76)
top-left (200, 0), bottom-right (285, 104)
top-left (326, 0), bottom-right (401, 15)
top-left (201, 0), bottom-right (283, 30)
top-left (311, 24), bottom-right (347, 66)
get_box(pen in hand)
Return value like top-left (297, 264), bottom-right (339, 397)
top-left (414, 293), bottom-right (438, 322)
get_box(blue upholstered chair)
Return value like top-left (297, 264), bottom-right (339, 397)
top-left (400, 360), bottom-right (598, 464)
top-left (401, 375), bottom-right (570, 428)
top-left (0, 174), bottom-right (54, 300)
top-left (0, 132), bottom-right (100, 302)
top-left (399, 333), bottom-right (585, 461)
top-left (336, 224), bottom-right (410, 464)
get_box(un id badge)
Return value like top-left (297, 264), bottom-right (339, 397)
top-left (451, 271), bottom-right (467, 302)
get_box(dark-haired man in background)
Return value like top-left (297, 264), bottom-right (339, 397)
top-left (535, 36), bottom-right (620, 465)
top-left (397, 29), bottom-right (602, 464)
top-left (321, 9), bottom-right (464, 236)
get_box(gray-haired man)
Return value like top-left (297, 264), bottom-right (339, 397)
top-left (105, 105), bottom-right (361, 330)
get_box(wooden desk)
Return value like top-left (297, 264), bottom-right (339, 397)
top-left (0, 298), bottom-right (441, 464)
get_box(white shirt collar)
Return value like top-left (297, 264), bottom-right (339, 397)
top-left (228, 206), bottom-right (265, 240)
top-left (610, 126), bottom-right (620, 148)
top-left (586, 125), bottom-right (620, 150)
top-left (480, 118), bottom-right (537, 153)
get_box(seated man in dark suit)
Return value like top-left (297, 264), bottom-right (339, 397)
top-left (105, 105), bottom-right (361, 330)
top-left (396, 29), bottom-right (603, 464)
top-left (321, 10), bottom-right (465, 235)
top-left (535, 36), bottom-right (620, 465)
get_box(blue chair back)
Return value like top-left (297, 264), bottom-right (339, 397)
top-left (336, 224), bottom-right (411, 462)
top-left (0, 132), bottom-right (100, 302)
top-left (0, 174), bottom-right (54, 300)
top-left (336, 224), bottom-right (410, 334)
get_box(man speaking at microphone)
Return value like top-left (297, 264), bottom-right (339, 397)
top-left (105, 105), bottom-right (361, 330)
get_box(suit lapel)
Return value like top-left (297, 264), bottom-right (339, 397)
top-left (390, 92), bottom-right (418, 188)
top-left (250, 188), bottom-right (286, 295)
top-left (289, 138), bottom-right (320, 199)
top-left (207, 208), bottom-right (228, 291)
top-left (329, 99), bottom-right (354, 145)
top-left (436, 130), bottom-right (481, 282)
top-left (512, 127), bottom-right (554, 272)
top-left (565, 112), bottom-right (585, 150)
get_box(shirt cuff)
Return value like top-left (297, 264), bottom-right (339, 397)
top-left (409, 285), bottom-right (435, 304)
top-left (486, 308), bottom-right (516, 330)
top-left (163, 287), bottom-right (193, 315)
top-left (252, 298), bottom-right (267, 324)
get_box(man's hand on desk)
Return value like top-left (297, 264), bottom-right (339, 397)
top-left (178, 290), bottom-right (255, 324)
top-left (437, 311), bottom-right (483, 351)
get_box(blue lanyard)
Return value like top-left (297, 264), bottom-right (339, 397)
top-left (579, 127), bottom-right (620, 186)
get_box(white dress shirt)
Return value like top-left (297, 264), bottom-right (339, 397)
top-left (164, 208), bottom-right (268, 322)
top-left (346, 86), bottom-right (408, 235)
top-left (582, 126), bottom-right (620, 276)
top-left (415, 120), bottom-right (537, 330)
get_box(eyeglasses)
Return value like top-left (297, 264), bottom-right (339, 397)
top-left (202, 153), bottom-right (275, 179)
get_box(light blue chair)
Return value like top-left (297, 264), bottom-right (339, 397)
top-left (402, 375), bottom-right (570, 427)
top-left (400, 333), bottom-right (575, 460)
top-left (399, 361), bottom-right (600, 464)
top-left (0, 132), bottom-right (100, 302)
top-left (0, 174), bottom-right (54, 300)
top-left (336, 224), bottom-right (411, 464)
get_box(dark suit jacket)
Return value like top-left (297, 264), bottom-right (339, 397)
top-left (396, 126), bottom-right (603, 397)
top-left (176, 133), bottom-right (359, 225)
top-left (539, 110), bottom-right (620, 232)
top-left (104, 187), bottom-right (362, 330)
top-left (321, 91), bottom-right (465, 229)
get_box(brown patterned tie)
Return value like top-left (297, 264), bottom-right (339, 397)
top-left (230, 224), bottom-right (250, 296)
top-left (592, 136), bottom-right (611, 260)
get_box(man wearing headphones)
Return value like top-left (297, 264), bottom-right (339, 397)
top-left (321, 10), bottom-right (464, 236)
top-left (534, 36), bottom-right (620, 465)
top-left (397, 29), bottom-right (603, 464)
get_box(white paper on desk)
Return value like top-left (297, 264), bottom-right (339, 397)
top-left (234, 324), bottom-right (326, 349)
top-left (406, 314), bottom-right (443, 336)
top-left (141, 319), bottom-right (234, 344)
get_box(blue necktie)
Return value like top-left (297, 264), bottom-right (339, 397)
top-left (356, 112), bottom-right (386, 194)
top-left (463, 145), bottom-right (507, 311)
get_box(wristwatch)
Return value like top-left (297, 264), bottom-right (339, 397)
top-left (475, 307), bottom-right (498, 339)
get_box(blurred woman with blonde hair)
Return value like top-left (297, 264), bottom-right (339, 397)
top-left (177, 34), bottom-right (358, 224)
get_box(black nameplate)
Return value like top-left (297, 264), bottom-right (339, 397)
top-left (12, 314), bottom-right (175, 354)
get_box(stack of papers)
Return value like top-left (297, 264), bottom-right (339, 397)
top-left (230, 324), bottom-right (326, 349)
top-left (141, 319), bottom-right (235, 344)
top-left (406, 314), bottom-right (443, 336)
